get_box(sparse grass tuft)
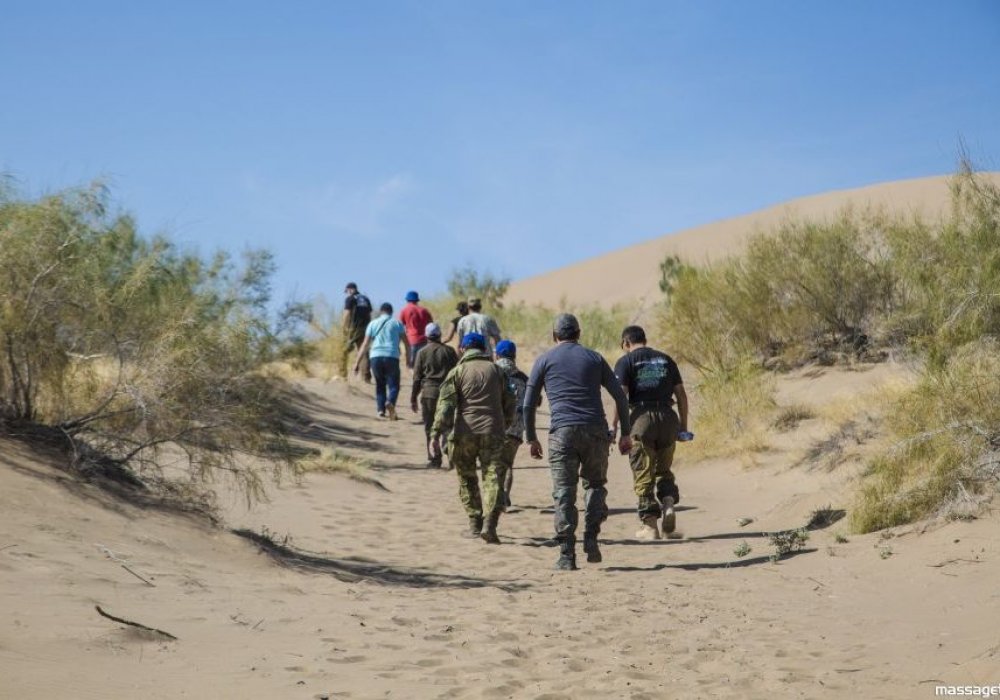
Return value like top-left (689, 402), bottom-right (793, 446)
top-left (773, 404), bottom-right (816, 432)
top-left (852, 338), bottom-right (1000, 533)
top-left (686, 362), bottom-right (776, 459)
top-left (299, 449), bottom-right (386, 490)
top-left (733, 541), bottom-right (752, 558)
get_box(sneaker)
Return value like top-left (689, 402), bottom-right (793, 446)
top-left (635, 516), bottom-right (661, 540)
top-left (661, 497), bottom-right (677, 536)
top-left (555, 553), bottom-right (578, 570)
top-left (376, 411), bottom-right (386, 419)
top-left (386, 403), bottom-right (397, 421)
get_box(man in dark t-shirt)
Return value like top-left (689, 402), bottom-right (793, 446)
top-left (612, 325), bottom-right (689, 541)
top-left (340, 282), bottom-right (372, 381)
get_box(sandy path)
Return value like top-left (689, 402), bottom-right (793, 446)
top-left (2, 371), bottom-right (999, 698)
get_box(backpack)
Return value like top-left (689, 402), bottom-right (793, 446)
top-left (353, 293), bottom-right (372, 312)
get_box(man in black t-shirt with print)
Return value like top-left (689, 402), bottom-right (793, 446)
top-left (612, 325), bottom-right (689, 541)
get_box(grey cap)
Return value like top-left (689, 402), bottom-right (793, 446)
top-left (425, 322), bottom-right (442, 338)
top-left (553, 313), bottom-right (580, 340)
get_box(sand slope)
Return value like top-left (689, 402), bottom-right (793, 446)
top-left (3, 369), bottom-right (999, 699)
top-left (506, 173), bottom-right (1000, 313)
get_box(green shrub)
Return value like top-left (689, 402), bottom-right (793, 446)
top-left (852, 338), bottom-right (1000, 532)
top-left (0, 183), bottom-right (298, 503)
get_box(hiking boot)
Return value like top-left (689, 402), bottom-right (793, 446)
top-left (481, 513), bottom-right (500, 544)
top-left (635, 516), bottom-right (661, 540)
top-left (661, 496), bottom-right (677, 536)
top-left (386, 403), bottom-right (397, 421)
top-left (463, 516), bottom-right (483, 538)
top-left (555, 541), bottom-right (577, 570)
top-left (583, 535), bottom-right (602, 563)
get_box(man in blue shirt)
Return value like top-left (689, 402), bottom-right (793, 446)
top-left (523, 313), bottom-right (632, 570)
top-left (354, 302), bottom-right (409, 420)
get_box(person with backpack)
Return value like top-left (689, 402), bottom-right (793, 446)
top-left (340, 282), bottom-right (373, 381)
top-left (494, 339), bottom-right (530, 509)
top-left (354, 302), bottom-right (409, 420)
top-left (611, 325), bottom-right (690, 540)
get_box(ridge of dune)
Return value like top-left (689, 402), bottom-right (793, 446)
top-left (506, 172), bottom-right (1000, 312)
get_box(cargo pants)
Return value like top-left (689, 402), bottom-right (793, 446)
top-left (629, 407), bottom-right (680, 520)
top-left (548, 424), bottom-right (611, 545)
top-left (448, 433), bottom-right (505, 522)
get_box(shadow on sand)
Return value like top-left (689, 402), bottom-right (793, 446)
top-left (232, 528), bottom-right (530, 592)
top-left (603, 547), bottom-right (818, 572)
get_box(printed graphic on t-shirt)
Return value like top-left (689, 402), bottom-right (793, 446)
top-left (635, 357), bottom-right (671, 392)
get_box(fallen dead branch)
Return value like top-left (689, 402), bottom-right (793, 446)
top-left (95, 605), bottom-right (177, 640)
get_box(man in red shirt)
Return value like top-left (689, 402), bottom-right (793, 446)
top-left (399, 290), bottom-right (433, 368)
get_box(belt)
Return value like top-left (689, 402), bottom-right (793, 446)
top-left (629, 401), bottom-right (673, 410)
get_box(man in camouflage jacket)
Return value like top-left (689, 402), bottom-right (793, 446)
top-left (432, 333), bottom-right (515, 543)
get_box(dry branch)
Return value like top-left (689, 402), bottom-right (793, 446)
top-left (95, 605), bottom-right (177, 640)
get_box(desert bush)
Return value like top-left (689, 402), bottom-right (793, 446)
top-left (660, 210), bottom-right (895, 372)
top-left (884, 165), bottom-right (1000, 363)
top-left (446, 265), bottom-right (510, 310)
top-left (0, 183), bottom-right (299, 503)
top-left (852, 338), bottom-right (1000, 532)
top-left (685, 361), bottom-right (776, 459)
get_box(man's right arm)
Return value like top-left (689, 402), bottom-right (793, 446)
top-left (431, 367), bottom-right (459, 436)
top-left (522, 357), bottom-right (546, 444)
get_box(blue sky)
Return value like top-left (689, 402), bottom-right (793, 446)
top-left (2, 2), bottom-right (999, 312)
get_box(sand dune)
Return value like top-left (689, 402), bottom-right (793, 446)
top-left (506, 173), bottom-right (1000, 313)
top-left (3, 368), bottom-right (999, 699)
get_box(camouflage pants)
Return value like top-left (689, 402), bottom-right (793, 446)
top-left (629, 408), bottom-right (679, 520)
top-left (496, 437), bottom-right (520, 506)
top-left (549, 424), bottom-right (611, 544)
top-left (448, 433), bottom-right (505, 521)
top-left (340, 325), bottom-right (370, 380)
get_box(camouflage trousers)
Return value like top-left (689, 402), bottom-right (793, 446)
top-left (628, 408), bottom-right (680, 520)
top-left (496, 437), bottom-right (521, 506)
top-left (447, 433), bottom-right (505, 521)
top-left (548, 424), bottom-right (611, 544)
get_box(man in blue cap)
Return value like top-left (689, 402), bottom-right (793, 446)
top-left (399, 290), bottom-right (433, 368)
top-left (494, 339), bottom-right (530, 509)
top-left (432, 333), bottom-right (515, 543)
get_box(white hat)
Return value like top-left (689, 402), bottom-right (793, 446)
top-left (425, 322), bottom-right (442, 338)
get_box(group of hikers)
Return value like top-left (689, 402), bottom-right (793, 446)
top-left (339, 282), bottom-right (691, 571)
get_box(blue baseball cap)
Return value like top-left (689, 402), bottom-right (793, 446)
top-left (495, 339), bottom-right (516, 358)
top-left (405, 290), bottom-right (419, 302)
top-left (460, 333), bottom-right (487, 351)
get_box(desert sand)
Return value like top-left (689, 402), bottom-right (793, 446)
top-left (3, 364), bottom-right (999, 699)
